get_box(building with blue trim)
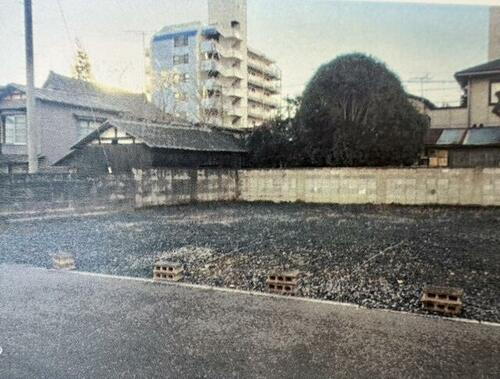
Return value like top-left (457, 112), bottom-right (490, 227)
top-left (147, 0), bottom-right (281, 129)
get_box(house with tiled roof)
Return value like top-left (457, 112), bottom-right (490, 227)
top-left (420, 7), bottom-right (500, 168)
top-left (428, 59), bottom-right (500, 130)
top-left (54, 119), bottom-right (246, 174)
top-left (0, 72), bottom-right (166, 173)
top-left (421, 58), bottom-right (500, 168)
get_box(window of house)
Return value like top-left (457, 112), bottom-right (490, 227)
top-left (489, 81), bottom-right (500, 105)
top-left (174, 35), bottom-right (189, 47)
top-left (5, 92), bottom-right (26, 100)
top-left (77, 119), bottom-right (101, 140)
top-left (3, 114), bottom-right (27, 145)
top-left (173, 54), bottom-right (189, 65)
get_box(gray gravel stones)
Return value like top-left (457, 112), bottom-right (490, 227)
top-left (1, 202), bottom-right (499, 322)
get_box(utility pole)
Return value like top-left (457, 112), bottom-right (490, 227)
top-left (24, 0), bottom-right (38, 173)
top-left (408, 73), bottom-right (431, 98)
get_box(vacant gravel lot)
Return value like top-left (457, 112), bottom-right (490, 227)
top-left (1, 202), bottom-right (499, 322)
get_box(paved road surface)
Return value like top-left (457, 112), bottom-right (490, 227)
top-left (0, 264), bottom-right (498, 378)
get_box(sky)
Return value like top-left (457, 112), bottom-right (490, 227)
top-left (0, 0), bottom-right (494, 106)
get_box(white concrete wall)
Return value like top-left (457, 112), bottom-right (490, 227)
top-left (429, 107), bottom-right (468, 129)
top-left (469, 78), bottom-right (500, 127)
top-left (238, 168), bottom-right (500, 206)
top-left (430, 77), bottom-right (500, 129)
top-left (134, 168), bottom-right (500, 208)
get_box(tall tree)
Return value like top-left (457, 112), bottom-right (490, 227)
top-left (72, 48), bottom-right (93, 82)
top-left (296, 53), bottom-right (429, 167)
top-left (245, 117), bottom-right (300, 168)
top-left (245, 95), bottom-right (305, 168)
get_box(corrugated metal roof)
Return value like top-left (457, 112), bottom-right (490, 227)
top-left (463, 128), bottom-right (500, 146)
top-left (73, 119), bottom-right (247, 153)
top-left (425, 127), bottom-right (500, 147)
top-left (436, 129), bottom-right (466, 146)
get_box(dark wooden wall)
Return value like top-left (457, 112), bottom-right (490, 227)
top-left (58, 144), bottom-right (244, 174)
top-left (449, 148), bottom-right (500, 168)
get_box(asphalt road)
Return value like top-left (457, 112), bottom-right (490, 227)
top-left (0, 264), bottom-right (499, 378)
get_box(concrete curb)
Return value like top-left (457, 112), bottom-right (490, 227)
top-left (45, 268), bottom-right (500, 328)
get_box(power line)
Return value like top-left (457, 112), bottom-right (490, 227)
top-left (55, 0), bottom-right (113, 173)
top-left (403, 79), bottom-right (457, 84)
top-left (125, 30), bottom-right (155, 93)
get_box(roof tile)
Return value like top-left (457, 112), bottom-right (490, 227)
top-left (74, 119), bottom-right (247, 153)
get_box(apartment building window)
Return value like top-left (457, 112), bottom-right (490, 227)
top-left (174, 92), bottom-right (188, 101)
top-left (203, 52), bottom-right (219, 61)
top-left (174, 35), bottom-right (189, 47)
top-left (3, 114), bottom-right (27, 145)
top-left (173, 54), bottom-right (189, 65)
top-left (172, 73), bottom-right (190, 84)
top-left (77, 118), bottom-right (102, 140)
top-left (489, 80), bottom-right (500, 105)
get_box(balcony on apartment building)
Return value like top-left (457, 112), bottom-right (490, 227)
top-left (247, 58), bottom-right (281, 79)
top-left (222, 114), bottom-right (244, 128)
top-left (248, 91), bottom-right (280, 108)
top-left (248, 105), bottom-right (272, 120)
top-left (226, 106), bottom-right (244, 117)
top-left (202, 80), bottom-right (245, 104)
top-left (247, 73), bottom-right (280, 93)
top-left (202, 78), bottom-right (220, 91)
top-left (201, 59), bottom-right (244, 80)
top-left (203, 25), bottom-right (242, 42)
top-left (225, 86), bottom-right (245, 98)
top-left (218, 27), bottom-right (242, 41)
top-left (202, 95), bottom-right (242, 111)
top-left (201, 40), bottom-right (244, 61)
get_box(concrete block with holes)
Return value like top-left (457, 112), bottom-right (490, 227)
top-left (266, 270), bottom-right (300, 296)
top-left (153, 261), bottom-right (184, 282)
top-left (52, 254), bottom-right (76, 270)
top-left (421, 286), bottom-right (464, 316)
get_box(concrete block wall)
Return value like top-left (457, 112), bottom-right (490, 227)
top-left (0, 173), bottom-right (136, 215)
top-left (1, 168), bottom-right (499, 216)
top-left (238, 168), bottom-right (500, 206)
top-left (133, 168), bottom-right (238, 208)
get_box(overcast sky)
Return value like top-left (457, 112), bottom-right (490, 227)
top-left (0, 0), bottom-right (492, 106)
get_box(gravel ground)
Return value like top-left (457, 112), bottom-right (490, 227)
top-left (1, 202), bottom-right (499, 322)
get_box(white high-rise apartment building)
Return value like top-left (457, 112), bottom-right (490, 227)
top-left (147, 0), bottom-right (281, 129)
top-left (489, 6), bottom-right (500, 61)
